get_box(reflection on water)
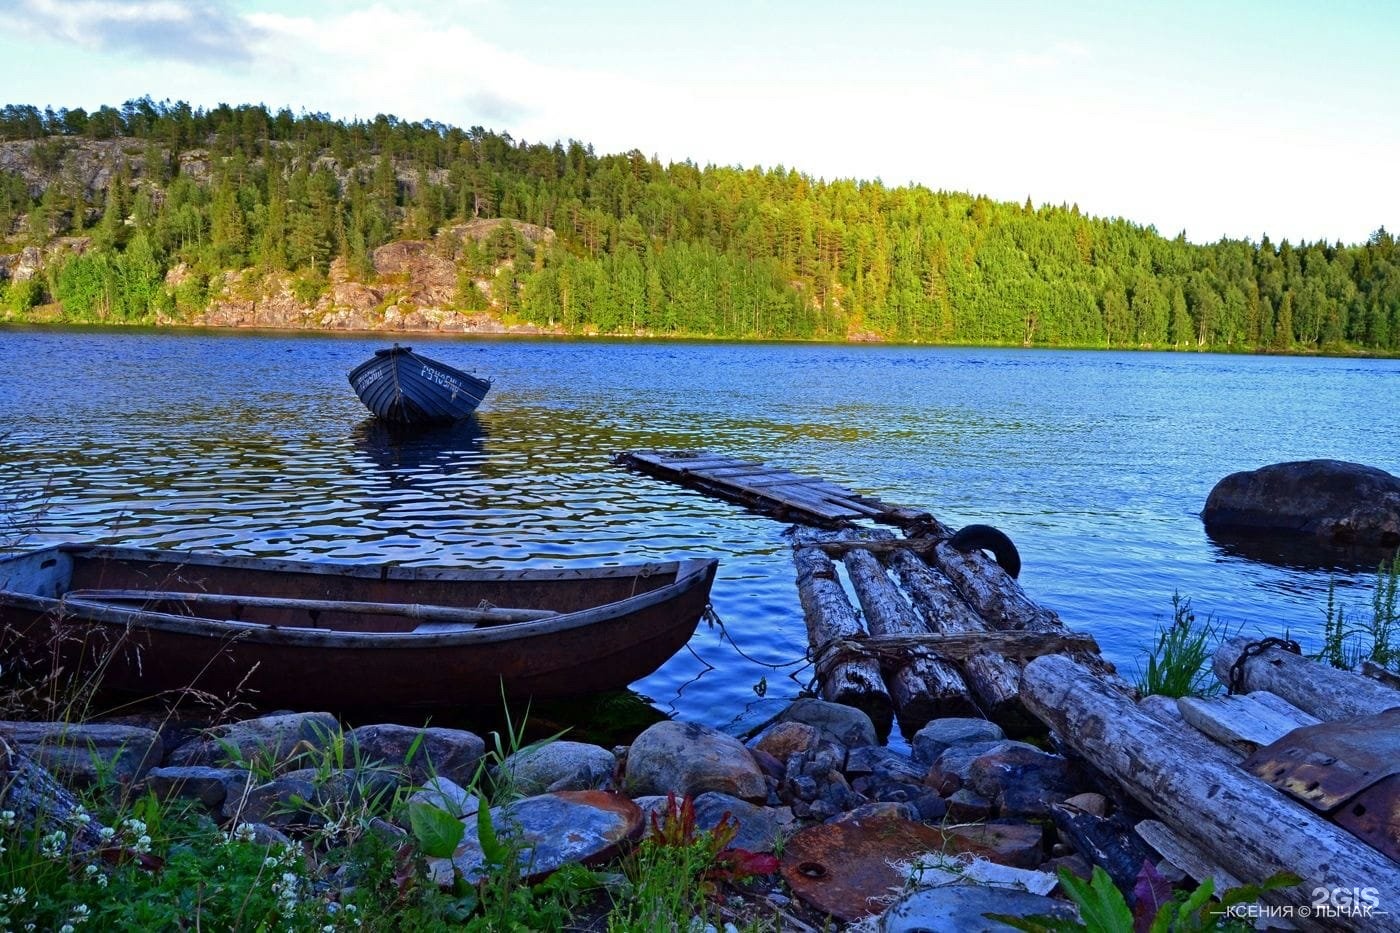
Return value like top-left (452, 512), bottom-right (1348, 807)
top-left (2, 328), bottom-right (1399, 732)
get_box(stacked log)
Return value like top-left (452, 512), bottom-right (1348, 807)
top-left (1021, 654), bottom-right (1400, 932)
top-left (791, 545), bottom-right (893, 734)
top-left (840, 546), bottom-right (979, 732)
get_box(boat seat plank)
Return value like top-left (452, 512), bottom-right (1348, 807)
top-left (63, 590), bottom-right (558, 625)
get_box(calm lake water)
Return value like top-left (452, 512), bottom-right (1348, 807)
top-left (2, 327), bottom-right (1397, 740)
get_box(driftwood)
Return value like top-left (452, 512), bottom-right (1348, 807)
top-left (842, 547), bottom-right (978, 730)
top-left (1022, 655), bottom-right (1400, 931)
top-left (1361, 660), bottom-right (1400, 690)
top-left (885, 549), bottom-right (1031, 728)
top-left (1050, 803), bottom-right (1156, 892)
top-left (65, 589), bottom-right (558, 625)
top-left (1134, 820), bottom-right (1244, 894)
top-left (1214, 636), bottom-right (1400, 720)
top-left (1, 738), bottom-right (106, 854)
top-left (1176, 692), bottom-right (1321, 757)
top-left (791, 546), bottom-right (893, 733)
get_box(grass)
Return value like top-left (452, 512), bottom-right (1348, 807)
top-left (1319, 555), bottom-right (1400, 672)
top-left (1135, 593), bottom-right (1228, 698)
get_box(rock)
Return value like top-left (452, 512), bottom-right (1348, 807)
top-left (879, 885), bottom-right (1078, 932)
top-left (1203, 459), bottom-right (1400, 548)
top-left (623, 721), bottom-right (767, 801)
top-left (776, 698), bottom-right (878, 749)
top-left (1043, 852), bottom-right (1094, 881)
top-left (691, 792), bottom-right (792, 853)
top-left (240, 822), bottom-right (293, 847)
top-left (0, 737), bottom-right (106, 853)
top-left (846, 745), bottom-right (923, 783)
top-left (911, 719), bottom-right (1006, 766)
top-left (942, 822), bottom-right (1046, 870)
top-left (753, 721), bottom-right (822, 762)
top-left (1062, 792), bottom-right (1107, 817)
top-left (925, 740), bottom-right (1032, 795)
top-left (830, 802), bottom-right (919, 824)
top-left (238, 776), bottom-right (319, 827)
top-left (169, 712), bottom-right (340, 770)
top-left (347, 724), bottom-right (485, 786)
top-left (915, 793), bottom-right (948, 822)
top-left (967, 745), bottom-right (1077, 818)
top-left (0, 721), bottom-right (162, 786)
top-left (450, 791), bottom-right (641, 883)
top-left (410, 776), bottom-right (478, 820)
top-left (142, 766), bottom-right (252, 811)
top-left (945, 788), bottom-right (996, 822)
top-left (279, 766), bottom-right (400, 809)
top-left (497, 741), bottom-right (616, 796)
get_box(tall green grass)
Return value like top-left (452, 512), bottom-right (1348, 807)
top-left (1135, 593), bottom-right (1227, 698)
top-left (1320, 555), bottom-right (1400, 671)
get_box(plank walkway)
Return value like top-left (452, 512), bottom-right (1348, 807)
top-left (615, 449), bottom-right (939, 530)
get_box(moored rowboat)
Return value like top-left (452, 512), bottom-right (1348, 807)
top-left (348, 345), bottom-right (490, 425)
top-left (0, 545), bottom-right (717, 710)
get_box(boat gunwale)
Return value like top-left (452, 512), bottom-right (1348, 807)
top-left (0, 546), bottom-right (717, 649)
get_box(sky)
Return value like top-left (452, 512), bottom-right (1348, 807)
top-left (0, 0), bottom-right (1396, 246)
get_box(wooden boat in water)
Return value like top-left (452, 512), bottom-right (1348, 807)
top-left (349, 345), bottom-right (491, 425)
top-left (0, 545), bottom-right (717, 710)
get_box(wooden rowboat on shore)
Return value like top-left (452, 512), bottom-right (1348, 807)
top-left (0, 545), bottom-right (717, 710)
top-left (348, 345), bottom-right (491, 425)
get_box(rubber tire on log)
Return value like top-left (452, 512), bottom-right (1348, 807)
top-left (947, 524), bottom-right (1022, 579)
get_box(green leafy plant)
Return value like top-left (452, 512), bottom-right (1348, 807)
top-left (992, 864), bottom-right (1300, 933)
top-left (1136, 593), bottom-right (1227, 698)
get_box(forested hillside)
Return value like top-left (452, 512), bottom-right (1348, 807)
top-left (1, 98), bottom-right (1397, 351)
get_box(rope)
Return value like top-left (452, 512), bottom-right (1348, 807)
top-left (702, 605), bottom-right (808, 670)
top-left (1227, 636), bottom-right (1301, 695)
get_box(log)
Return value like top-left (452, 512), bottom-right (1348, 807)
top-left (65, 589), bottom-right (559, 625)
top-left (815, 631), bottom-right (1098, 662)
top-left (1176, 692), bottom-right (1321, 756)
top-left (1050, 803), bottom-right (1157, 892)
top-left (1022, 654), bottom-right (1400, 931)
top-left (1134, 820), bottom-right (1244, 894)
top-left (1361, 660), bottom-right (1400, 691)
top-left (842, 547), bottom-right (978, 731)
top-left (1214, 636), bottom-right (1400, 720)
top-left (928, 542), bottom-right (1122, 681)
top-left (1, 738), bottom-right (106, 855)
top-left (792, 546), bottom-right (893, 734)
top-left (885, 548), bottom-right (1030, 729)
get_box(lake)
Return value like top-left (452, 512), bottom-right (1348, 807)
top-left (2, 327), bottom-right (1397, 740)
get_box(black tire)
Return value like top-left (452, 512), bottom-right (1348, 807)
top-left (947, 524), bottom-right (1022, 579)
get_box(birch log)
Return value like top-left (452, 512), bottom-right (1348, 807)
top-left (792, 546), bottom-right (893, 734)
top-left (1022, 655), bottom-right (1400, 932)
top-left (885, 549), bottom-right (1031, 729)
top-left (842, 547), bottom-right (978, 731)
top-left (1214, 636), bottom-right (1400, 720)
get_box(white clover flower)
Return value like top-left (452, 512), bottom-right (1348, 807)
top-left (95, 875), bottom-right (108, 889)
top-left (0, 810), bottom-right (15, 827)
top-left (40, 830), bottom-right (67, 858)
top-left (98, 827), bottom-right (116, 842)
top-left (344, 905), bottom-right (357, 914)
top-left (9, 886), bottom-right (26, 903)
top-left (71, 904), bottom-right (90, 924)
top-left (67, 810), bottom-right (91, 826)
top-left (132, 835), bottom-right (152, 855)
top-left (263, 855), bottom-right (279, 868)
top-left (59, 924), bottom-right (74, 933)
top-left (84, 864), bottom-right (98, 876)
top-left (322, 926), bottom-right (335, 933)
top-left (234, 823), bottom-right (257, 843)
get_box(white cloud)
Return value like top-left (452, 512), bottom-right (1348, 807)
top-left (7, 0), bottom-right (258, 64)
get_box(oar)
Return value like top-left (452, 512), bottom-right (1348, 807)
top-left (62, 589), bottom-right (558, 625)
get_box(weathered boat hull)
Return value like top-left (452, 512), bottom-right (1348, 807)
top-left (0, 545), bottom-right (717, 710)
top-left (348, 346), bottom-right (491, 425)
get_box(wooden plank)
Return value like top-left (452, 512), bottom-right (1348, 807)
top-left (728, 473), bottom-right (827, 489)
top-left (1134, 820), bottom-right (1244, 893)
top-left (1176, 692), bottom-right (1320, 756)
top-left (65, 589), bottom-right (558, 624)
top-left (695, 464), bottom-right (786, 479)
top-left (1022, 654), bottom-right (1400, 931)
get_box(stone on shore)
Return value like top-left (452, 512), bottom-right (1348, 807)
top-left (448, 790), bottom-right (642, 883)
top-left (690, 791), bottom-right (793, 853)
top-left (347, 724), bottom-right (485, 787)
top-left (142, 765), bottom-right (252, 811)
top-left (410, 776), bottom-right (478, 820)
top-left (497, 740), bottom-right (616, 796)
top-left (776, 698), bottom-right (878, 748)
top-left (0, 721), bottom-right (163, 787)
top-left (169, 712), bottom-right (340, 769)
top-left (879, 885), bottom-right (1078, 932)
top-left (912, 718), bottom-right (1006, 766)
top-left (623, 721), bottom-right (767, 801)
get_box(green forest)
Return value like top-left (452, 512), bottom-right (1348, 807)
top-left (2, 97), bottom-right (1398, 351)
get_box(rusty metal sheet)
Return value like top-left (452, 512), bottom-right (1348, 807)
top-left (1244, 707), bottom-right (1400, 812)
top-left (778, 817), bottom-right (1034, 922)
top-left (1331, 773), bottom-right (1400, 862)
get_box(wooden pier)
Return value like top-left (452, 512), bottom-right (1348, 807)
top-left (616, 449), bottom-right (1110, 736)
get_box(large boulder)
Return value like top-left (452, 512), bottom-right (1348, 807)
top-left (1203, 460), bottom-right (1400, 548)
top-left (496, 741), bottom-right (616, 796)
top-left (623, 721), bottom-right (767, 801)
